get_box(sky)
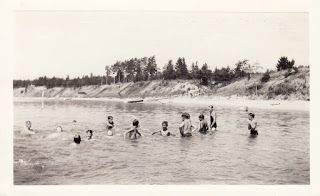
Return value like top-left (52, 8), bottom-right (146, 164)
top-left (14, 11), bottom-right (308, 79)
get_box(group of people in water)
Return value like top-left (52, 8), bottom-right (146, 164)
top-left (21, 105), bottom-right (258, 144)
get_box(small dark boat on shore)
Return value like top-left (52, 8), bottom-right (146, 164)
top-left (127, 99), bottom-right (144, 103)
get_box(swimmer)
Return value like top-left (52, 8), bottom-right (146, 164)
top-left (70, 120), bottom-right (81, 134)
top-left (56, 126), bottom-right (63, 132)
top-left (73, 134), bottom-right (81, 144)
top-left (248, 113), bottom-right (258, 135)
top-left (152, 121), bottom-right (175, 136)
top-left (209, 105), bottom-right (217, 131)
top-left (47, 126), bottom-right (64, 139)
top-left (124, 119), bottom-right (142, 140)
top-left (179, 113), bottom-right (192, 137)
top-left (21, 121), bottom-right (36, 135)
top-left (86, 130), bottom-right (93, 140)
top-left (106, 116), bottom-right (114, 136)
top-left (193, 114), bottom-right (209, 134)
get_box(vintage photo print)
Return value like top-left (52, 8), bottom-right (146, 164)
top-left (1, 0), bottom-right (319, 195)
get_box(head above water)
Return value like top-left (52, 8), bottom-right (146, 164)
top-left (248, 112), bottom-right (255, 119)
top-left (86, 129), bottom-right (93, 135)
top-left (108, 116), bottom-right (113, 121)
top-left (74, 135), bottom-right (81, 144)
top-left (107, 130), bottom-right (113, 136)
top-left (198, 114), bottom-right (204, 120)
top-left (181, 113), bottom-right (190, 120)
top-left (209, 105), bottom-right (214, 112)
top-left (56, 126), bottom-right (63, 132)
top-left (132, 119), bottom-right (139, 127)
top-left (162, 121), bottom-right (168, 131)
top-left (25, 121), bottom-right (32, 129)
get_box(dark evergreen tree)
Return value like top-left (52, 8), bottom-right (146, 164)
top-left (163, 60), bottom-right (176, 80)
top-left (175, 57), bottom-right (189, 79)
top-left (198, 63), bottom-right (212, 85)
top-left (190, 61), bottom-right (200, 79)
top-left (276, 56), bottom-right (295, 71)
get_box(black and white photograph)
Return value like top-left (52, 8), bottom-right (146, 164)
top-left (1, 0), bottom-right (320, 195)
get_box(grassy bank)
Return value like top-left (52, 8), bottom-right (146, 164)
top-left (13, 67), bottom-right (309, 101)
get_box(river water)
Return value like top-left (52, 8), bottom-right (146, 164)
top-left (13, 98), bottom-right (309, 184)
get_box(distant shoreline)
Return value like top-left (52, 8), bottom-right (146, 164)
top-left (13, 96), bottom-right (309, 112)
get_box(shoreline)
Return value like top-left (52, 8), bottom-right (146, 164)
top-left (147, 96), bottom-right (309, 112)
top-left (14, 96), bottom-right (309, 112)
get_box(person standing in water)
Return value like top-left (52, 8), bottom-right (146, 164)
top-left (152, 121), bottom-right (175, 136)
top-left (179, 113), bottom-right (192, 137)
top-left (21, 121), bottom-right (36, 135)
top-left (209, 106), bottom-right (217, 131)
top-left (124, 119), bottom-right (142, 140)
top-left (247, 113), bottom-right (258, 135)
top-left (106, 116), bottom-right (115, 136)
top-left (193, 114), bottom-right (209, 134)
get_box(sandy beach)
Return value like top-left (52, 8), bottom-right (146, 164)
top-left (145, 96), bottom-right (309, 112)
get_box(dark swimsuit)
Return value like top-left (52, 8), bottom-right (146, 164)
top-left (199, 121), bottom-right (208, 134)
top-left (182, 132), bottom-right (192, 137)
top-left (210, 115), bottom-right (217, 128)
top-left (107, 122), bottom-right (114, 129)
top-left (248, 124), bottom-right (258, 135)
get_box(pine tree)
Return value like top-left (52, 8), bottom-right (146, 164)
top-left (163, 60), bottom-right (176, 80)
top-left (276, 56), bottom-right (295, 71)
top-left (190, 61), bottom-right (200, 79)
top-left (175, 57), bottom-right (189, 79)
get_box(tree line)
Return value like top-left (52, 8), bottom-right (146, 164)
top-left (13, 56), bottom-right (299, 89)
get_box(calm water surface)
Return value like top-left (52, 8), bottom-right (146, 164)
top-left (13, 98), bottom-right (309, 184)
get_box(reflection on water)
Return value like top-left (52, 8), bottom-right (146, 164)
top-left (14, 99), bottom-right (309, 184)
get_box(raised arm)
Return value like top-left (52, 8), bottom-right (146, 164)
top-left (152, 131), bottom-right (161, 135)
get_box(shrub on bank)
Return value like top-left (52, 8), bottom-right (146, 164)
top-left (260, 70), bottom-right (271, 83)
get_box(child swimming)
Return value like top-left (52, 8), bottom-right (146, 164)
top-left (247, 113), bottom-right (258, 135)
top-left (152, 121), bottom-right (175, 136)
top-left (193, 114), bottom-right (209, 134)
top-left (86, 130), bottom-right (93, 140)
top-left (179, 113), bottom-right (192, 137)
top-left (209, 106), bottom-right (217, 131)
top-left (70, 120), bottom-right (81, 134)
top-left (47, 126), bottom-right (64, 139)
top-left (56, 126), bottom-right (63, 132)
top-left (21, 121), bottom-right (36, 135)
top-left (124, 119), bottom-right (142, 140)
top-left (106, 116), bottom-right (114, 136)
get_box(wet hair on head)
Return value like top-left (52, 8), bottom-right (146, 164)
top-left (108, 116), bottom-right (113, 120)
top-left (74, 135), bottom-right (81, 144)
top-left (248, 113), bottom-right (255, 118)
top-left (132, 119), bottom-right (139, 127)
top-left (199, 114), bottom-right (204, 119)
top-left (181, 113), bottom-right (188, 118)
top-left (86, 130), bottom-right (93, 134)
top-left (162, 121), bottom-right (168, 126)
